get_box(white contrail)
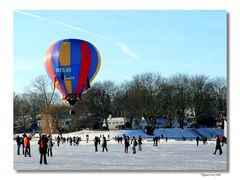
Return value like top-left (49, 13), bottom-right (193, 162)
top-left (181, 50), bottom-right (225, 69)
top-left (116, 42), bottom-right (138, 59)
top-left (15, 10), bottom-right (44, 20)
top-left (52, 20), bottom-right (89, 33)
top-left (15, 10), bottom-right (139, 59)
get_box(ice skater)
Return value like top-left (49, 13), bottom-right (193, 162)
top-left (102, 136), bottom-right (108, 152)
top-left (138, 136), bottom-right (142, 151)
top-left (23, 134), bottom-right (31, 157)
top-left (47, 134), bottom-right (53, 157)
top-left (213, 135), bottom-right (222, 155)
top-left (38, 135), bottom-right (48, 164)
top-left (132, 137), bottom-right (138, 154)
top-left (15, 135), bottom-right (21, 155)
top-left (124, 135), bottom-right (130, 153)
top-left (196, 136), bottom-right (200, 146)
top-left (94, 136), bottom-right (99, 152)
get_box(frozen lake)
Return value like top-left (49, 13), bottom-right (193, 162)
top-left (13, 139), bottom-right (228, 171)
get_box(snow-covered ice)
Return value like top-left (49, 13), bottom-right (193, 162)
top-left (14, 137), bottom-right (227, 171)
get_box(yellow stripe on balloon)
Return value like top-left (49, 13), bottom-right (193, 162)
top-left (65, 80), bottom-right (72, 94)
top-left (59, 42), bottom-right (71, 66)
top-left (90, 46), bottom-right (101, 83)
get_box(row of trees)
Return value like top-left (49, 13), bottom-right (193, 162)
top-left (14, 73), bottom-right (227, 133)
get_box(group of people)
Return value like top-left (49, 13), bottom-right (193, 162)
top-left (94, 135), bottom-right (108, 152)
top-left (15, 132), bottom-right (226, 165)
top-left (15, 134), bottom-right (54, 165)
top-left (152, 136), bottom-right (168, 146)
top-left (56, 135), bottom-right (82, 147)
top-left (123, 135), bottom-right (142, 154)
top-left (195, 134), bottom-right (226, 155)
top-left (93, 134), bottom-right (143, 154)
top-left (15, 134), bottom-right (32, 157)
top-left (195, 136), bottom-right (207, 146)
top-left (213, 135), bottom-right (227, 155)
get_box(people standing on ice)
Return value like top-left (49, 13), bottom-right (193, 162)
top-left (57, 135), bottom-right (60, 147)
top-left (23, 134), bottom-right (31, 157)
top-left (94, 136), bottom-right (99, 152)
top-left (62, 137), bottom-right (66, 144)
top-left (69, 137), bottom-right (73, 146)
top-left (15, 135), bottom-right (21, 155)
top-left (38, 135), bottom-right (48, 164)
top-left (86, 134), bottom-right (89, 143)
top-left (213, 135), bottom-right (223, 155)
top-left (132, 137), bottom-right (138, 154)
top-left (76, 136), bottom-right (80, 145)
top-left (21, 135), bottom-right (24, 154)
top-left (123, 135), bottom-right (130, 153)
top-left (220, 136), bottom-right (227, 146)
top-left (73, 136), bottom-right (76, 145)
top-left (153, 136), bottom-right (158, 146)
top-left (196, 136), bottom-right (200, 146)
top-left (138, 136), bottom-right (142, 151)
top-left (203, 136), bottom-right (207, 145)
top-left (47, 135), bottom-right (53, 157)
top-left (120, 136), bottom-right (123, 144)
top-left (165, 136), bottom-right (168, 142)
top-left (102, 136), bottom-right (108, 152)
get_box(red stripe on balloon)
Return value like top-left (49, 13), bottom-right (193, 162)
top-left (76, 42), bottom-right (92, 93)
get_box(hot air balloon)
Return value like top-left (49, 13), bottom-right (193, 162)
top-left (45, 39), bottom-right (101, 105)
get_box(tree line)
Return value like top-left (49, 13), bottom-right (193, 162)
top-left (14, 73), bottom-right (227, 133)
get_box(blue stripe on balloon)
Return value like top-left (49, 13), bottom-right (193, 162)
top-left (69, 39), bottom-right (82, 94)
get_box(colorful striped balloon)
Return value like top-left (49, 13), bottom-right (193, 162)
top-left (45, 39), bottom-right (101, 105)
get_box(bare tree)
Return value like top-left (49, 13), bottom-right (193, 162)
top-left (170, 74), bottom-right (191, 128)
top-left (14, 75), bottom-right (61, 133)
top-left (27, 75), bottom-right (60, 108)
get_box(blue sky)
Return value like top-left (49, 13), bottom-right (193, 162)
top-left (14, 10), bottom-right (227, 94)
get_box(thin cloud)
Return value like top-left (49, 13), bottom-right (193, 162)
top-left (15, 10), bottom-right (44, 20)
top-left (16, 10), bottom-right (139, 59)
top-left (116, 42), bottom-right (139, 59)
top-left (51, 20), bottom-right (89, 33)
top-left (181, 50), bottom-right (225, 69)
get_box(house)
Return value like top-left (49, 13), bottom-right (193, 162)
top-left (132, 117), bottom-right (147, 130)
top-left (107, 115), bottom-right (128, 130)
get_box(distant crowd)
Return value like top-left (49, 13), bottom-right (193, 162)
top-left (14, 133), bottom-right (227, 165)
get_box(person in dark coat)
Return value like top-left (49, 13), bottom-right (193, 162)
top-left (15, 135), bottom-right (21, 155)
top-left (94, 136), bottom-right (99, 152)
top-left (196, 136), bottom-right (200, 146)
top-left (153, 137), bottom-right (158, 146)
top-left (21, 135), bottom-right (24, 154)
top-left (38, 135), bottom-right (48, 164)
top-left (132, 137), bottom-right (138, 154)
top-left (124, 135), bottom-right (130, 153)
top-left (213, 135), bottom-right (223, 155)
top-left (138, 136), bottom-right (142, 151)
top-left (57, 135), bottom-right (60, 147)
top-left (102, 136), bottom-right (108, 152)
top-left (86, 134), bottom-right (89, 143)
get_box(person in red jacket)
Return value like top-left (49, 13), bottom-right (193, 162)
top-left (38, 135), bottom-right (48, 164)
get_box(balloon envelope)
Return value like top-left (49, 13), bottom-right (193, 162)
top-left (45, 39), bottom-right (101, 105)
